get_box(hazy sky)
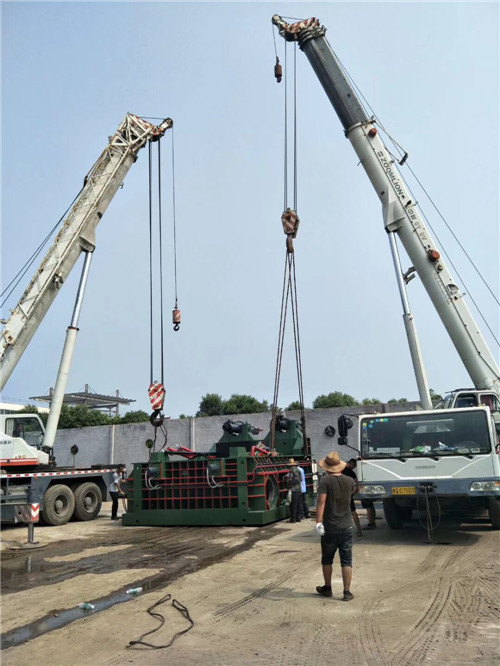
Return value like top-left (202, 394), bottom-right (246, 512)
top-left (2, 1), bottom-right (499, 418)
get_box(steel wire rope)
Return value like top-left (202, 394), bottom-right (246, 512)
top-left (271, 39), bottom-right (307, 450)
top-left (148, 142), bottom-right (155, 386)
top-left (0, 186), bottom-right (85, 309)
top-left (335, 51), bottom-right (499, 345)
top-left (271, 252), bottom-right (292, 449)
top-left (170, 126), bottom-right (180, 311)
top-left (157, 138), bottom-right (165, 387)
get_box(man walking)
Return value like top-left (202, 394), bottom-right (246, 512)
top-left (314, 452), bottom-right (355, 601)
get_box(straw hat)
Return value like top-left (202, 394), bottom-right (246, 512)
top-left (318, 452), bottom-right (346, 473)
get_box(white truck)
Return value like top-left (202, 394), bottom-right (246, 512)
top-left (272, 16), bottom-right (500, 528)
top-left (0, 113), bottom-right (172, 524)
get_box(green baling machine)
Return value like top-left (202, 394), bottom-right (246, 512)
top-left (122, 417), bottom-right (316, 526)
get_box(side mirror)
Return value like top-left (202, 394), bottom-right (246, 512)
top-left (338, 436), bottom-right (348, 446)
top-left (337, 415), bottom-right (353, 438)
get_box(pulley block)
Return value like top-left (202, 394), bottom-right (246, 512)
top-left (172, 308), bottom-right (181, 332)
top-left (281, 208), bottom-right (299, 237)
top-left (149, 381), bottom-right (165, 411)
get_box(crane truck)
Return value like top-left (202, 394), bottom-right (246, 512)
top-left (0, 113), bottom-right (172, 525)
top-left (272, 16), bottom-right (500, 529)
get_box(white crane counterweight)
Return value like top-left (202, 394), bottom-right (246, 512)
top-left (0, 113), bottom-right (173, 391)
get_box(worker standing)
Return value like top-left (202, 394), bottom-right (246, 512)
top-left (110, 464), bottom-right (126, 521)
top-left (314, 452), bottom-right (356, 601)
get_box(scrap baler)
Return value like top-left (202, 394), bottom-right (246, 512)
top-left (122, 417), bottom-right (316, 526)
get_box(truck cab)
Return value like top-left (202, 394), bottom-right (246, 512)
top-left (0, 414), bottom-right (45, 449)
top-left (0, 413), bottom-right (49, 466)
top-left (435, 389), bottom-right (498, 412)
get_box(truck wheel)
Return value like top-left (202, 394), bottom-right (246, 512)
top-left (383, 498), bottom-right (404, 529)
top-left (42, 484), bottom-right (75, 526)
top-left (488, 497), bottom-right (500, 530)
top-left (73, 482), bottom-right (102, 521)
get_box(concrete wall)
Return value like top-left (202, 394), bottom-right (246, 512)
top-left (53, 403), bottom-right (418, 470)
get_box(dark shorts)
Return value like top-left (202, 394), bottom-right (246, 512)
top-left (361, 499), bottom-right (374, 509)
top-left (321, 528), bottom-right (353, 567)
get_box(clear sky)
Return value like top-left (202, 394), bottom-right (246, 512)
top-left (1, 1), bottom-right (499, 418)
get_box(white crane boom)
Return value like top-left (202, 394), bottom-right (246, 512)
top-left (0, 113), bottom-right (173, 391)
top-left (272, 15), bottom-right (500, 398)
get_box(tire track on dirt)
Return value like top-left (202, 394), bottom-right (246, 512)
top-left (211, 570), bottom-right (294, 622)
top-left (360, 535), bottom-right (499, 666)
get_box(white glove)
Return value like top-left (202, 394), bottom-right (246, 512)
top-left (315, 522), bottom-right (325, 536)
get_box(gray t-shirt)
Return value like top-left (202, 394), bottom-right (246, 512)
top-left (318, 473), bottom-right (355, 530)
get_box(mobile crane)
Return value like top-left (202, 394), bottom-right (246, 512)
top-left (272, 16), bottom-right (500, 529)
top-left (0, 113), bottom-right (172, 525)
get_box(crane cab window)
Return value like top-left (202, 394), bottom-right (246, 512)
top-left (4, 417), bottom-right (44, 449)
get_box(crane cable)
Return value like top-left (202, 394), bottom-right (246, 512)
top-left (147, 132), bottom-right (180, 430)
top-left (271, 39), bottom-right (307, 453)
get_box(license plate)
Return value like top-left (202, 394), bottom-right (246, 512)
top-left (392, 486), bottom-right (415, 495)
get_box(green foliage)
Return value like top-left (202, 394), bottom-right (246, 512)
top-left (361, 398), bottom-right (382, 405)
top-left (286, 400), bottom-right (304, 411)
top-left (387, 398), bottom-right (408, 405)
top-left (117, 410), bottom-right (150, 424)
top-left (54, 406), bottom-right (151, 429)
top-left (196, 393), bottom-right (225, 417)
top-left (223, 394), bottom-right (269, 415)
top-left (15, 404), bottom-right (48, 425)
top-left (429, 388), bottom-right (443, 402)
top-left (313, 392), bottom-right (358, 408)
top-left (196, 393), bottom-right (270, 417)
top-left (57, 405), bottom-right (112, 429)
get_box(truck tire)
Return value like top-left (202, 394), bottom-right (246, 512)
top-left (73, 482), bottom-right (102, 521)
top-left (383, 498), bottom-right (404, 529)
top-left (42, 484), bottom-right (75, 526)
top-left (488, 497), bottom-right (500, 530)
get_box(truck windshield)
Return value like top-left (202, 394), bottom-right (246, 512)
top-left (360, 410), bottom-right (493, 459)
top-left (4, 417), bottom-right (44, 449)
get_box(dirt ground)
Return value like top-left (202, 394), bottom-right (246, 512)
top-left (1, 502), bottom-right (499, 666)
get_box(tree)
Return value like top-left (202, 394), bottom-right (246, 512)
top-left (387, 398), bottom-right (408, 405)
top-left (118, 410), bottom-right (150, 424)
top-left (57, 405), bottom-right (113, 429)
top-left (286, 400), bottom-right (304, 411)
top-left (429, 388), bottom-right (443, 403)
top-left (222, 394), bottom-right (269, 415)
top-left (313, 392), bottom-right (358, 408)
top-left (361, 398), bottom-right (382, 405)
top-left (196, 393), bottom-right (224, 417)
top-left (15, 404), bottom-right (49, 425)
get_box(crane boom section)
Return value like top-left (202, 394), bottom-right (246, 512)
top-left (0, 114), bottom-right (172, 390)
top-left (272, 16), bottom-right (500, 396)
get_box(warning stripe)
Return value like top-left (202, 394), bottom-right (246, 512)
top-left (4, 468), bottom-right (115, 479)
top-left (31, 503), bottom-right (40, 521)
top-left (149, 382), bottom-right (165, 411)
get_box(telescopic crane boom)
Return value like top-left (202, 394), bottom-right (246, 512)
top-left (0, 113), bottom-right (172, 391)
top-left (272, 15), bottom-right (500, 399)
